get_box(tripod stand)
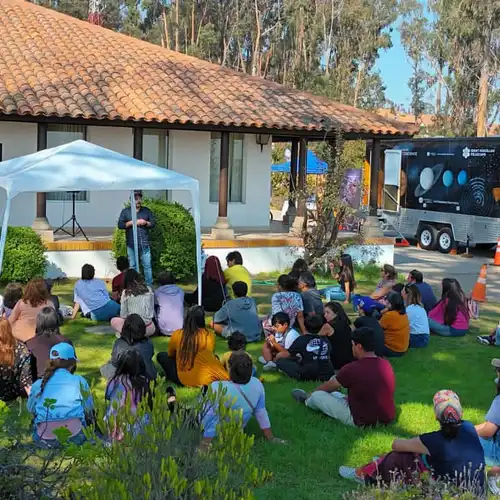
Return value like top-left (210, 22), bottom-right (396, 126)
top-left (54, 191), bottom-right (88, 240)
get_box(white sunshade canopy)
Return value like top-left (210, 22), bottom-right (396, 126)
top-left (0, 140), bottom-right (202, 302)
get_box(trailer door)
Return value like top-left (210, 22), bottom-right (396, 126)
top-left (383, 149), bottom-right (402, 212)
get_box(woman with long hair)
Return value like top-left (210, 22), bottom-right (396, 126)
top-left (102, 314), bottom-right (157, 381)
top-left (111, 269), bottom-right (155, 337)
top-left (0, 319), bottom-right (32, 402)
top-left (340, 390), bottom-right (485, 495)
top-left (289, 258), bottom-right (309, 279)
top-left (27, 342), bottom-right (94, 446)
top-left (72, 264), bottom-right (120, 321)
top-left (26, 307), bottom-right (73, 379)
top-left (428, 278), bottom-right (470, 337)
top-left (185, 255), bottom-right (226, 312)
top-left (322, 254), bottom-right (356, 303)
top-left (104, 349), bottom-right (153, 441)
top-left (371, 264), bottom-right (397, 302)
top-left (402, 284), bottom-right (430, 348)
top-left (9, 278), bottom-right (54, 342)
top-left (3, 282), bottom-right (23, 319)
top-left (319, 302), bottom-right (354, 370)
top-left (379, 291), bottom-right (410, 357)
top-left (156, 305), bottom-right (229, 387)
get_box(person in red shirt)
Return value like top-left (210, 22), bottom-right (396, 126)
top-left (111, 256), bottom-right (130, 303)
top-left (291, 327), bottom-right (396, 427)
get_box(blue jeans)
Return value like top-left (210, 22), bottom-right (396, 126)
top-left (428, 319), bottom-right (468, 337)
top-left (383, 345), bottom-right (406, 358)
top-left (91, 300), bottom-right (120, 321)
top-left (33, 428), bottom-right (87, 448)
top-left (128, 246), bottom-right (152, 287)
top-left (479, 436), bottom-right (500, 466)
top-left (410, 334), bottom-right (429, 348)
top-left (319, 286), bottom-right (346, 302)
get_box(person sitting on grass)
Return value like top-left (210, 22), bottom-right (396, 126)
top-left (111, 256), bottom-right (130, 302)
top-left (104, 349), bottom-right (153, 441)
top-left (402, 284), bottom-right (430, 348)
top-left (291, 327), bottom-right (395, 427)
top-left (298, 271), bottom-right (324, 318)
top-left (321, 254), bottom-right (356, 303)
top-left (259, 312), bottom-right (301, 373)
top-left (224, 251), bottom-right (252, 299)
top-left (339, 390), bottom-right (485, 497)
top-left (154, 271), bottom-right (184, 337)
top-left (212, 281), bottom-right (262, 343)
top-left (27, 307), bottom-right (73, 380)
top-left (0, 318), bottom-right (32, 403)
top-left (28, 343), bottom-right (94, 447)
top-left (274, 316), bottom-right (334, 381)
top-left (475, 359), bottom-right (500, 495)
top-left (220, 331), bottom-right (256, 376)
top-left (201, 351), bottom-right (285, 449)
top-left (320, 302), bottom-right (354, 371)
top-left (288, 258), bottom-right (309, 279)
top-left (101, 314), bottom-right (157, 382)
top-left (379, 291), bottom-right (410, 358)
top-left (156, 306), bottom-right (229, 387)
top-left (352, 297), bottom-right (385, 357)
top-left (262, 274), bottom-right (305, 336)
top-left (72, 264), bottom-right (120, 322)
top-left (2, 282), bottom-right (23, 319)
top-left (44, 279), bottom-right (63, 323)
top-left (370, 264), bottom-right (397, 304)
top-left (477, 321), bottom-right (500, 347)
top-left (111, 269), bottom-right (155, 338)
top-left (407, 269), bottom-right (437, 312)
top-left (428, 278), bottom-right (470, 337)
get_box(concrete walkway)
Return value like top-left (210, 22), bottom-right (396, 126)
top-left (394, 246), bottom-right (500, 302)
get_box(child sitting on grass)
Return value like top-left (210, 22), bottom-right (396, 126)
top-left (220, 331), bottom-right (256, 376)
top-left (3, 282), bottom-right (23, 319)
top-left (259, 312), bottom-right (300, 372)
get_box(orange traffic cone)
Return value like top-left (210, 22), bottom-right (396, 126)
top-left (494, 238), bottom-right (500, 266)
top-left (471, 264), bottom-right (488, 302)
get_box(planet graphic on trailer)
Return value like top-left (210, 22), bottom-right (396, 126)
top-left (414, 164), bottom-right (445, 197)
top-left (442, 170), bottom-right (454, 188)
top-left (458, 170), bottom-right (468, 186)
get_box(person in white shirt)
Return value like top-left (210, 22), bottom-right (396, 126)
top-left (402, 284), bottom-right (430, 348)
top-left (259, 312), bottom-right (300, 372)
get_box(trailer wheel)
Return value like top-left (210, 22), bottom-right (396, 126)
top-left (437, 227), bottom-right (454, 254)
top-left (418, 225), bottom-right (437, 250)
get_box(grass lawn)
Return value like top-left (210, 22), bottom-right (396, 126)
top-left (28, 278), bottom-right (500, 498)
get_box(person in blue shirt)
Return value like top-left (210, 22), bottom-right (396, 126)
top-left (407, 269), bottom-right (437, 313)
top-left (28, 342), bottom-right (94, 447)
top-left (339, 390), bottom-right (485, 496)
top-left (118, 190), bottom-right (155, 287)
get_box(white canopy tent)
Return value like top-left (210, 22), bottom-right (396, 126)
top-left (0, 140), bottom-right (202, 303)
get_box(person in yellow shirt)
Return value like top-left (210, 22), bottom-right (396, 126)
top-left (156, 306), bottom-right (229, 387)
top-left (224, 251), bottom-right (252, 299)
top-left (379, 292), bottom-right (410, 357)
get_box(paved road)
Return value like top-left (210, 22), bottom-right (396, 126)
top-left (394, 245), bottom-right (500, 303)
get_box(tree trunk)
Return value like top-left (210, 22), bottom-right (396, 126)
top-left (162, 8), bottom-right (170, 50)
top-left (175, 0), bottom-right (179, 52)
top-left (251, 0), bottom-right (261, 76)
top-left (191, 1), bottom-right (195, 48)
top-left (476, 57), bottom-right (489, 137)
top-left (353, 62), bottom-right (364, 108)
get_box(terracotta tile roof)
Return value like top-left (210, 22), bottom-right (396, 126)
top-left (0, 0), bottom-right (417, 137)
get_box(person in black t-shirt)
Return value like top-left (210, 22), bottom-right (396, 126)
top-left (275, 316), bottom-right (334, 381)
top-left (353, 297), bottom-right (385, 357)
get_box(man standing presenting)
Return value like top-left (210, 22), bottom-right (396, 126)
top-left (118, 191), bottom-right (155, 287)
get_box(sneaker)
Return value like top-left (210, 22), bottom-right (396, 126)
top-left (488, 476), bottom-right (500, 496)
top-left (291, 389), bottom-right (309, 404)
top-left (258, 356), bottom-right (267, 365)
top-left (263, 361), bottom-right (277, 372)
top-left (339, 466), bottom-right (364, 485)
top-left (477, 335), bottom-right (492, 346)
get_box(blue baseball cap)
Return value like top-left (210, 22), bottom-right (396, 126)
top-left (353, 296), bottom-right (385, 314)
top-left (50, 342), bottom-right (78, 361)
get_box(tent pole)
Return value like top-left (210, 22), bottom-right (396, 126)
top-left (190, 186), bottom-right (203, 305)
top-left (0, 195), bottom-right (12, 275)
top-left (130, 191), bottom-right (139, 273)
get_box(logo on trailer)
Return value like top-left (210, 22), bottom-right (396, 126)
top-left (462, 147), bottom-right (471, 159)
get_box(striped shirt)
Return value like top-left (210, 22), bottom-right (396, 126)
top-left (120, 288), bottom-right (155, 324)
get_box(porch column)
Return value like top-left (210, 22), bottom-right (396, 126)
top-left (364, 138), bottom-right (384, 238)
top-left (32, 124), bottom-right (54, 242)
top-left (283, 139), bottom-right (298, 226)
top-left (211, 131), bottom-right (234, 239)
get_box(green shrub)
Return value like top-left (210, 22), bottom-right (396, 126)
top-left (77, 383), bottom-right (270, 499)
top-left (1, 227), bottom-right (47, 283)
top-left (112, 198), bottom-right (196, 281)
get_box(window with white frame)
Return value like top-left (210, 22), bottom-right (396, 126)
top-left (209, 133), bottom-right (244, 203)
top-left (46, 124), bottom-right (87, 201)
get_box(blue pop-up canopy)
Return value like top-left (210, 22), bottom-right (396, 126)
top-left (271, 149), bottom-right (328, 175)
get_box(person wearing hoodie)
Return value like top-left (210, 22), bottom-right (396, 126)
top-left (298, 272), bottom-right (324, 318)
top-left (154, 272), bottom-right (185, 336)
top-left (212, 282), bottom-right (262, 342)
